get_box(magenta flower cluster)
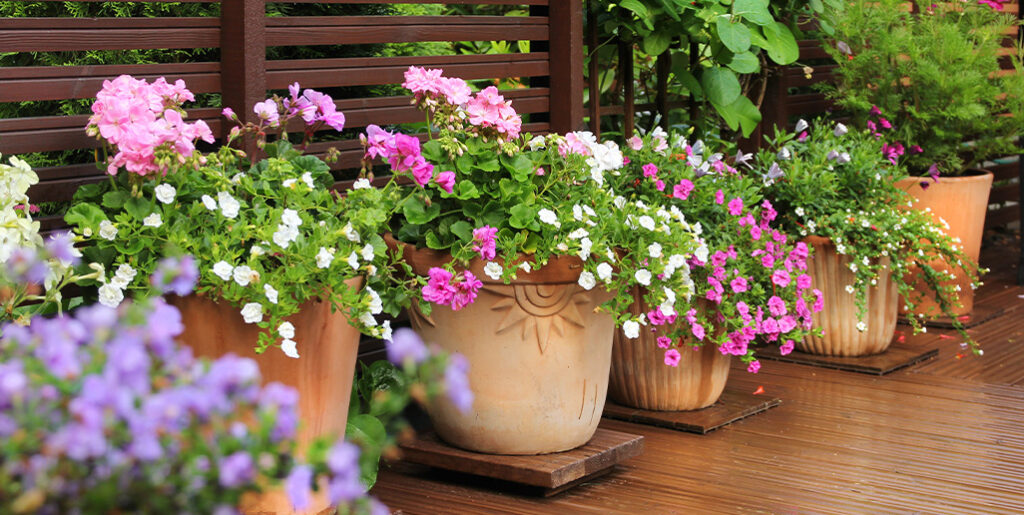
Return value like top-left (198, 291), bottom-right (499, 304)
top-left (361, 125), bottom-right (455, 192)
top-left (402, 66), bottom-right (522, 141)
top-left (87, 75), bottom-right (215, 176)
top-left (421, 267), bottom-right (484, 311)
top-left (245, 82), bottom-right (346, 132)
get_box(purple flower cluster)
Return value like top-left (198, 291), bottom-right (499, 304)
top-left (385, 328), bottom-right (474, 413)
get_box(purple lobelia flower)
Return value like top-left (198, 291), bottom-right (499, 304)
top-left (444, 353), bottom-right (473, 413)
top-left (44, 231), bottom-right (80, 266)
top-left (386, 327), bottom-right (429, 365)
top-left (285, 464), bottom-right (314, 511)
top-left (326, 441), bottom-right (364, 504)
top-left (150, 255), bottom-right (199, 296)
top-left (218, 451), bottom-right (255, 488)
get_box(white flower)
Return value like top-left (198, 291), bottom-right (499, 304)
top-left (99, 220), bottom-right (117, 240)
top-left (201, 195), bottom-right (217, 210)
top-left (613, 196), bottom-right (626, 209)
top-left (251, 245), bottom-right (265, 257)
top-left (484, 262), bottom-right (503, 280)
top-left (272, 223), bottom-right (299, 248)
top-left (834, 123), bottom-right (848, 137)
top-left (233, 265), bottom-right (257, 286)
top-left (154, 183), bottom-right (176, 204)
top-left (380, 320), bottom-right (393, 341)
top-left (538, 208), bottom-right (560, 227)
top-left (316, 247), bottom-right (334, 269)
top-left (837, 152), bottom-right (851, 164)
top-left (856, 321), bottom-right (867, 332)
top-left (635, 269), bottom-right (652, 286)
top-left (647, 242), bottom-right (663, 259)
top-left (281, 208), bottom-right (302, 228)
top-left (567, 228), bottom-right (589, 239)
top-left (795, 207), bottom-right (805, 217)
top-left (850, 263), bottom-right (858, 273)
top-left (596, 262), bottom-right (613, 282)
top-left (578, 237), bottom-right (593, 260)
top-left (264, 283), bottom-right (279, 304)
top-left (143, 213), bottom-right (162, 228)
top-left (795, 119), bottom-right (809, 133)
top-left (520, 262), bottom-right (532, 273)
top-left (352, 178), bottom-right (372, 190)
top-left (347, 252), bottom-right (360, 270)
top-left (777, 147), bottom-right (791, 160)
top-left (97, 283), bottom-right (124, 308)
top-left (638, 216), bottom-right (655, 231)
top-left (283, 178), bottom-right (297, 188)
top-left (361, 243), bottom-right (375, 262)
top-left (115, 264), bottom-right (137, 282)
top-left (230, 173), bottom-right (246, 184)
top-left (301, 172), bottom-right (315, 189)
top-left (693, 245), bottom-right (708, 264)
top-left (359, 311), bottom-right (377, 327)
top-left (218, 191), bottom-right (240, 219)
top-left (623, 320), bottom-right (640, 339)
top-left (578, 271), bottom-right (596, 290)
top-left (212, 261), bottom-right (233, 281)
top-left (341, 222), bottom-right (361, 243)
top-left (583, 205), bottom-right (596, 217)
top-left (366, 287), bottom-right (383, 315)
top-left (240, 303), bottom-right (263, 324)
top-left (278, 322), bottom-right (296, 339)
top-left (836, 244), bottom-right (846, 255)
top-left (572, 205), bottom-right (583, 221)
top-left (845, 285), bottom-right (855, 294)
top-left (528, 135), bottom-right (547, 151)
top-left (281, 339), bottom-right (299, 359)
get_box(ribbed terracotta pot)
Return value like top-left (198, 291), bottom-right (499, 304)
top-left (390, 236), bottom-right (615, 455)
top-left (170, 277), bottom-right (363, 515)
top-left (609, 293), bottom-right (730, 411)
top-left (896, 171), bottom-right (992, 316)
top-left (800, 236), bottom-right (899, 356)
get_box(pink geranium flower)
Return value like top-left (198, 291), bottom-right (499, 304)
top-left (435, 171), bottom-right (456, 194)
top-left (472, 225), bottom-right (498, 260)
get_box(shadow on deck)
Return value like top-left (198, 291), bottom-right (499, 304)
top-left (371, 237), bottom-right (1024, 514)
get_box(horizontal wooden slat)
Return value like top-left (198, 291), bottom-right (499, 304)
top-left (266, 53), bottom-right (549, 90)
top-left (988, 183), bottom-right (1020, 205)
top-left (266, 16), bottom-right (547, 47)
top-left (984, 204), bottom-right (1020, 228)
top-left (0, 18), bottom-right (219, 52)
top-left (0, 63), bottom-right (221, 103)
top-left (989, 161), bottom-right (1021, 182)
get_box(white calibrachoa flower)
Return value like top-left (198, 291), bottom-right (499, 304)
top-left (795, 207), bottom-right (805, 217)
top-left (316, 247), bottom-right (334, 269)
top-left (638, 215), bottom-right (655, 231)
top-left (217, 191), bottom-right (240, 219)
top-left (233, 265), bottom-right (257, 287)
top-left (212, 261), bottom-right (233, 281)
top-left (380, 320), bottom-right (393, 341)
top-left (264, 283), bottom-right (279, 304)
top-left (352, 178), bottom-right (371, 189)
top-left (201, 195), bottom-right (217, 210)
top-left (342, 222), bottom-right (360, 242)
top-left (251, 245), bottom-right (265, 257)
top-left (596, 262), bottom-right (613, 283)
top-left (99, 220), bottom-right (118, 240)
top-left (845, 284), bottom-right (855, 294)
top-left (622, 320), bottom-right (640, 339)
top-left (97, 283), bottom-right (124, 308)
top-left (578, 271), bottom-right (596, 290)
top-left (366, 287), bottom-right (383, 315)
top-left (240, 302), bottom-right (263, 324)
top-left (635, 269), bottom-right (652, 286)
top-left (572, 204), bottom-right (583, 221)
top-left (360, 243), bottom-right (375, 261)
top-left (272, 223), bottom-right (299, 248)
top-left (115, 263), bottom-right (137, 282)
top-left (484, 261), bottom-right (503, 280)
top-left (538, 208), bottom-right (560, 227)
top-left (347, 252), bottom-right (360, 270)
top-left (578, 237), bottom-right (593, 260)
top-left (567, 228), bottom-right (588, 239)
top-left (648, 242), bottom-right (663, 258)
top-left (301, 172), bottom-right (315, 189)
top-left (278, 321), bottom-right (296, 339)
top-left (281, 208), bottom-right (302, 228)
top-left (281, 339), bottom-right (299, 359)
top-left (143, 213), bottom-right (162, 228)
top-left (154, 183), bottom-right (176, 204)
top-left (856, 321), bottom-right (867, 332)
top-left (283, 178), bottom-right (297, 188)
top-left (359, 311), bottom-right (377, 327)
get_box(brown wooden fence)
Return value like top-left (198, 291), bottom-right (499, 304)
top-left (0, 0), bottom-right (584, 231)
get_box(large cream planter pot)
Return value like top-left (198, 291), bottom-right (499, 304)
top-left (390, 235), bottom-right (615, 455)
top-left (609, 291), bottom-right (730, 411)
top-left (170, 277), bottom-right (363, 515)
top-left (800, 236), bottom-right (898, 356)
top-left (896, 171), bottom-right (992, 317)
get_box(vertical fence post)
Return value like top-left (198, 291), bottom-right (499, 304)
top-left (548, 0), bottom-right (585, 133)
top-left (619, 39), bottom-right (635, 138)
top-left (1017, 1), bottom-right (1024, 285)
top-left (220, 0), bottom-right (266, 128)
top-left (586, 0), bottom-right (602, 138)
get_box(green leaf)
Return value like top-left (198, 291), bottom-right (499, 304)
top-left (701, 67), bottom-right (741, 106)
top-left (64, 203), bottom-right (106, 230)
top-left (425, 231), bottom-right (445, 249)
top-left (712, 94), bottom-right (762, 137)
top-left (501, 153), bottom-right (535, 182)
top-left (509, 204), bottom-right (536, 229)
top-left (123, 197), bottom-right (153, 220)
top-left (101, 191), bottom-right (129, 210)
top-left (401, 197), bottom-right (441, 225)
top-left (618, 0), bottom-right (650, 19)
top-left (457, 180), bottom-right (480, 200)
top-left (450, 220), bottom-right (473, 242)
top-left (477, 157), bottom-right (500, 172)
top-left (716, 16), bottom-right (751, 53)
top-left (421, 139), bottom-right (444, 162)
top-left (643, 30), bottom-right (672, 57)
top-left (763, 22), bottom-right (799, 64)
top-left (727, 51), bottom-right (760, 73)
top-left (733, 0), bottom-right (773, 26)
top-left (345, 414), bottom-right (387, 488)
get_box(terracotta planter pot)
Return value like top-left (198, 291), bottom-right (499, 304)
top-left (800, 236), bottom-right (899, 356)
top-left (609, 293), bottom-right (730, 411)
top-left (390, 236), bottom-right (615, 455)
top-left (896, 171), bottom-right (992, 316)
top-left (170, 277), bottom-right (362, 515)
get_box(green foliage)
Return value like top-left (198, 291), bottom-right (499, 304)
top-left (755, 119), bottom-right (983, 350)
top-left (821, 0), bottom-right (1024, 175)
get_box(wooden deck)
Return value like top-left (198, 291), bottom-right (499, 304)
top-left (371, 240), bottom-right (1024, 513)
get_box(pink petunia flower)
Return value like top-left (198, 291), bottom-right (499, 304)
top-left (780, 340), bottom-right (795, 355)
top-left (727, 198), bottom-right (744, 216)
top-left (771, 269), bottom-right (792, 288)
top-left (747, 360), bottom-right (761, 373)
top-left (656, 336), bottom-right (672, 349)
top-left (664, 349), bottom-right (682, 367)
top-left (642, 163), bottom-right (659, 178)
top-left (673, 179), bottom-right (695, 200)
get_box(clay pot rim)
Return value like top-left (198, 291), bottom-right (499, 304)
top-left (896, 169), bottom-right (994, 185)
top-left (384, 232), bottom-right (585, 285)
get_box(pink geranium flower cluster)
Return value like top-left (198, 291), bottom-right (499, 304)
top-left (401, 67), bottom-right (522, 143)
top-left (465, 86), bottom-right (522, 141)
top-left (472, 225), bottom-right (498, 260)
top-left (87, 75), bottom-right (214, 176)
top-left (359, 125), bottom-right (454, 192)
top-left (233, 82), bottom-right (346, 133)
top-left (421, 267), bottom-right (483, 311)
top-left (403, 66), bottom-right (473, 107)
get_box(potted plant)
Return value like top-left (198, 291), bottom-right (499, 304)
top-left (369, 67), bottom-right (703, 454)
top-left (755, 118), bottom-right (983, 357)
top-left (607, 130), bottom-right (820, 411)
top-left (64, 76), bottom-right (401, 462)
top-left (821, 0), bottom-right (1024, 314)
